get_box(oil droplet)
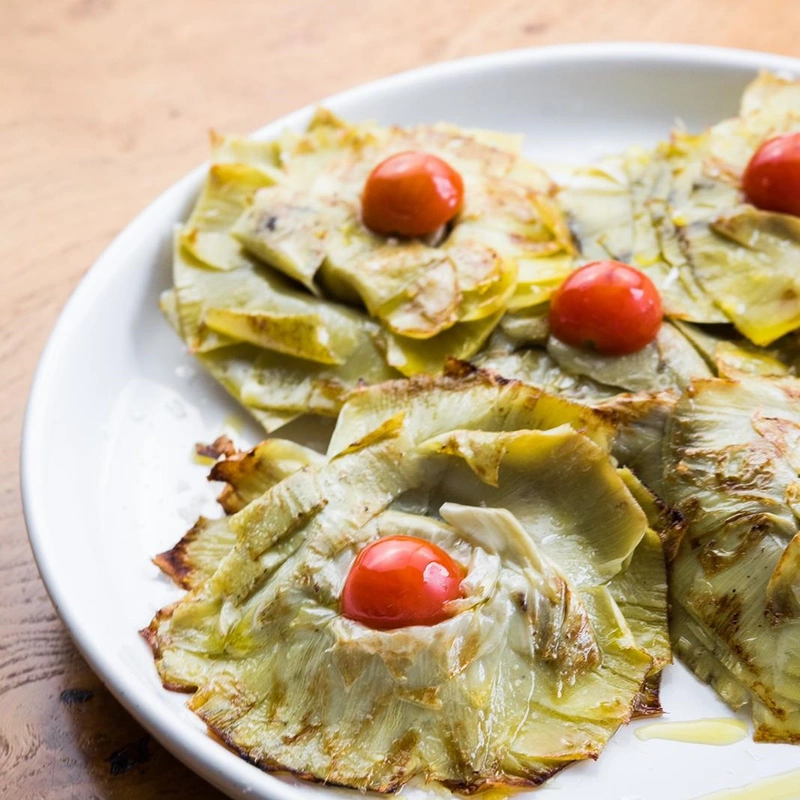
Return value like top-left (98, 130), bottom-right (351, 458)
top-left (690, 767), bottom-right (800, 799)
top-left (635, 718), bottom-right (748, 746)
top-left (222, 413), bottom-right (245, 435)
top-left (467, 788), bottom-right (526, 800)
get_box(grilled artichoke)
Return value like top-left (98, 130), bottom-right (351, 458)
top-left (163, 112), bottom-right (580, 429)
top-left (664, 376), bottom-right (800, 742)
top-left (563, 73), bottom-right (800, 344)
top-left (231, 110), bottom-right (574, 343)
top-left (146, 367), bottom-right (670, 792)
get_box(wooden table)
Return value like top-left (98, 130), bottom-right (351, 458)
top-left (3, 1), bottom-right (799, 796)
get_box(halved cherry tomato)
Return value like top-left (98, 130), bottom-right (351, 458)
top-left (341, 535), bottom-right (465, 630)
top-left (361, 152), bottom-right (464, 238)
top-left (742, 133), bottom-right (800, 217)
top-left (548, 261), bottom-right (662, 355)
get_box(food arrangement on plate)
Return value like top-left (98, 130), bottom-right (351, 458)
top-left (145, 71), bottom-right (800, 792)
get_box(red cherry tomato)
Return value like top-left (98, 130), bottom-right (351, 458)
top-left (549, 261), bottom-right (662, 355)
top-left (341, 535), bottom-right (465, 630)
top-left (361, 152), bottom-right (464, 238)
top-left (742, 133), bottom-right (800, 217)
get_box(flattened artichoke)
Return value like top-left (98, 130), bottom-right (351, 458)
top-left (165, 113), bottom-right (580, 430)
top-left (562, 73), bottom-right (800, 344)
top-left (560, 153), bottom-right (725, 323)
top-left (147, 370), bottom-right (669, 792)
top-left (230, 110), bottom-right (573, 349)
top-left (664, 376), bottom-right (800, 742)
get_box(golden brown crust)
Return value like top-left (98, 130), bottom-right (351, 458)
top-left (200, 716), bottom-right (564, 794)
top-left (210, 448), bottom-right (264, 514)
top-left (195, 434), bottom-right (237, 460)
top-left (152, 518), bottom-right (210, 589)
top-left (631, 674), bottom-right (664, 718)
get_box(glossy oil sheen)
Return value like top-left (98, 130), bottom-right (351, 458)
top-left (690, 768), bottom-right (800, 800)
top-left (635, 718), bottom-right (749, 746)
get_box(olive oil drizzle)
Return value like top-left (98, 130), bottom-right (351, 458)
top-left (635, 718), bottom-right (748, 746)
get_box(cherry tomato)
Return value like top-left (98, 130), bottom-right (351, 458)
top-left (742, 133), bottom-right (800, 217)
top-left (341, 535), bottom-right (465, 630)
top-left (361, 152), bottom-right (464, 238)
top-left (548, 261), bottom-right (662, 355)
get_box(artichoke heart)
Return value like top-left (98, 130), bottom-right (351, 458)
top-left (231, 109), bottom-right (573, 343)
top-left (146, 370), bottom-right (669, 792)
top-left (664, 376), bottom-right (800, 742)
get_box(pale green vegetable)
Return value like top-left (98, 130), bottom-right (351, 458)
top-left (241, 333), bottom-right (399, 416)
top-left (328, 360), bottom-right (614, 456)
top-left (474, 348), bottom-right (619, 403)
top-left (161, 286), bottom-right (295, 430)
top-left (182, 162), bottom-right (276, 272)
top-left (562, 72), bottom-right (800, 344)
top-left (172, 229), bottom-right (374, 363)
top-left (671, 75), bottom-right (800, 345)
top-left (147, 385), bottom-right (668, 791)
top-left (210, 437), bottom-right (326, 515)
top-left (673, 320), bottom-right (798, 379)
top-left (209, 131), bottom-right (282, 180)
top-left (383, 311), bottom-right (503, 376)
top-left (470, 345), bottom-right (679, 499)
top-left (231, 110), bottom-right (574, 341)
top-left (496, 303), bottom-right (550, 347)
top-left (664, 376), bottom-right (800, 742)
top-left (165, 113), bottom-right (581, 429)
top-left (560, 153), bottom-right (725, 323)
top-left (683, 206), bottom-right (800, 345)
top-left (155, 438), bottom-right (325, 588)
top-left (546, 322), bottom-right (712, 394)
top-left (169, 233), bottom-right (398, 424)
top-left (195, 345), bottom-right (298, 433)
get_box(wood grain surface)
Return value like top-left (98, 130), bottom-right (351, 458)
top-left (2, 1), bottom-right (799, 796)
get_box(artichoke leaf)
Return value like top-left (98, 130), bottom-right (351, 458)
top-left (561, 152), bottom-right (725, 323)
top-left (664, 376), bottom-right (800, 741)
top-left (665, 377), bottom-right (800, 539)
top-left (474, 348), bottom-right (620, 404)
top-left (448, 243), bottom-right (518, 323)
top-left (209, 131), bottom-right (282, 180)
top-left (427, 427), bottom-right (648, 586)
top-left (231, 188), bottom-right (336, 294)
top-left (241, 332), bottom-right (399, 417)
top-left (766, 532), bottom-right (800, 624)
top-left (183, 162), bottom-right (276, 271)
top-left (329, 361), bottom-right (614, 457)
top-left (599, 392), bottom-right (678, 500)
top-left (210, 438), bottom-right (326, 515)
top-left (497, 303), bottom-right (550, 347)
top-left (472, 347), bottom-right (679, 499)
top-left (384, 312), bottom-right (502, 376)
top-left (173, 231), bottom-right (373, 364)
top-left (439, 503), bottom-right (601, 681)
top-left (195, 345), bottom-right (298, 433)
top-left (673, 320), bottom-right (796, 379)
top-left (154, 516), bottom-right (238, 590)
top-left (229, 111), bottom-right (575, 342)
top-left (682, 206), bottom-right (800, 346)
top-left (547, 322), bottom-right (711, 394)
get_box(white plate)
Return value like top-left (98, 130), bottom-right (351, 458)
top-left (22, 43), bottom-right (800, 800)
